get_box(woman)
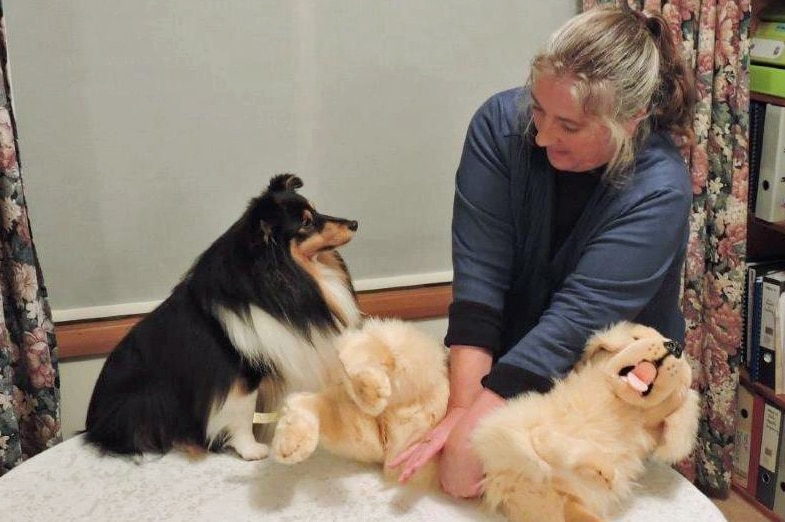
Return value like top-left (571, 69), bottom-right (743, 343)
top-left (390, 5), bottom-right (696, 498)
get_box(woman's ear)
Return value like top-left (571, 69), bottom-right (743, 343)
top-left (622, 108), bottom-right (648, 136)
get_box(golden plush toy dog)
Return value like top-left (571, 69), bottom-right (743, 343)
top-left (270, 319), bottom-right (700, 522)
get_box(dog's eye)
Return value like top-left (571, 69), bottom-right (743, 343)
top-left (301, 216), bottom-right (314, 228)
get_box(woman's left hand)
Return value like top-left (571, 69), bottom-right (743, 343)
top-left (439, 388), bottom-right (506, 498)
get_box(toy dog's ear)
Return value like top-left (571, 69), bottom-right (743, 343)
top-left (268, 173), bottom-right (303, 193)
top-left (582, 321), bottom-right (662, 363)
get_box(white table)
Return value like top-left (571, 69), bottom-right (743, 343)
top-left (0, 435), bottom-right (726, 521)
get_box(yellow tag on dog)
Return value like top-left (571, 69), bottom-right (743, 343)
top-left (253, 412), bottom-right (280, 424)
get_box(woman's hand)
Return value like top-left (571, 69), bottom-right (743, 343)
top-left (439, 388), bottom-right (506, 498)
top-left (388, 345), bottom-right (495, 486)
top-left (387, 406), bottom-right (467, 483)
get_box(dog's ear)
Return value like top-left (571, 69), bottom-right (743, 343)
top-left (582, 321), bottom-right (662, 363)
top-left (268, 173), bottom-right (303, 193)
top-left (259, 220), bottom-right (274, 244)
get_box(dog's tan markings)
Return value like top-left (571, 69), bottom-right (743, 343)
top-left (174, 442), bottom-right (208, 461)
top-left (316, 250), bottom-right (352, 287)
top-left (301, 210), bottom-right (314, 227)
top-left (290, 242), bottom-right (353, 328)
top-left (294, 220), bottom-right (355, 259)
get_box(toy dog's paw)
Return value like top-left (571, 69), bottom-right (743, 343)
top-left (345, 367), bottom-right (391, 416)
top-left (577, 460), bottom-right (617, 490)
top-left (271, 407), bottom-right (319, 464)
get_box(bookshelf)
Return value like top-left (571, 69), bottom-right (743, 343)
top-left (752, 92), bottom-right (785, 107)
top-left (734, 2), bottom-right (785, 521)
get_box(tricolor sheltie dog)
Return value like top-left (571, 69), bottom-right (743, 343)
top-left (85, 174), bottom-right (362, 460)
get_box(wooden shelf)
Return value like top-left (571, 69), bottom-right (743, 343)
top-left (747, 218), bottom-right (785, 260)
top-left (731, 483), bottom-right (784, 522)
top-left (752, 91), bottom-right (785, 107)
top-left (740, 371), bottom-right (785, 411)
top-left (752, 218), bottom-right (785, 235)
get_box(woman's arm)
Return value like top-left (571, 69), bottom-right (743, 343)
top-left (486, 177), bottom-right (691, 397)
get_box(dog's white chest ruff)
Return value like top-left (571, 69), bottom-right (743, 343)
top-left (313, 259), bottom-right (362, 328)
top-left (215, 305), bottom-right (345, 392)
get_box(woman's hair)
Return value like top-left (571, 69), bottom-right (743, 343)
top-left (527, 5), bottom-right (696, 185)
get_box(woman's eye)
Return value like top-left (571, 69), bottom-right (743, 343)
top-left (562, 125), bottom-right (579, 134)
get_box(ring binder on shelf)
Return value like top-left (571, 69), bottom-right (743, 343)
top-left (755, 104), bottom-right (785, 223)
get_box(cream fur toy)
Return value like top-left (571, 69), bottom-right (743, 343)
top-left (270, 318), bottom-right (700, 522)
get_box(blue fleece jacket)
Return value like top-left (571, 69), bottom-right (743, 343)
top-left (444, 87), bottom-right (691, 398)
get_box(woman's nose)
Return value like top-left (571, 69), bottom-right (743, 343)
top-left (534, 119), bottom-right (557, 147)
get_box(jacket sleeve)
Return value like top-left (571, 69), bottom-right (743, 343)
top-left (484, 182), bottom-right (690, 397)
top-left (445, 92), bottom-right (517, 353)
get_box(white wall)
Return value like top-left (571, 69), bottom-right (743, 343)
top-left (59, 318), bottom-right (448, 439)
top-left (4, 0), bottom-right (576, 320)
top-left (2, 1), bottom-right (577, 437)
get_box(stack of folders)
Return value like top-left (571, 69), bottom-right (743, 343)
top-left (733, 388), bottom-right (785, 517)
top-left (744, 262), bottom-right (785, 389)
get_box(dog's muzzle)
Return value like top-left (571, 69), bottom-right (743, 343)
top-left (664, 340), bottom-right (683, 359)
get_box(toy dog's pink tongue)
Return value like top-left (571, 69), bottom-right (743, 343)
top-left (626, 361), bottom-right (657, 393)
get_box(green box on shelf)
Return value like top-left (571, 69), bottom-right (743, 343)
top-left (751, 64), bottom-right (785, 99)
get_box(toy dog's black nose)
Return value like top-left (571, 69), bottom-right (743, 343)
top-left (348, 220), bottom-right (358, 232)
top-left (664, 340), bottom-right (683, 358)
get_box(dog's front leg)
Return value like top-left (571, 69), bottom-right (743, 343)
top-left (210, 384), bottom-right (270, 461)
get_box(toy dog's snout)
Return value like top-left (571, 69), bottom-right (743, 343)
top-left (664, 340), bottom-right (683, 359)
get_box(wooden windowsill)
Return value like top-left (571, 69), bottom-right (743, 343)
top-left (55, 283), bottom-right (453, 361)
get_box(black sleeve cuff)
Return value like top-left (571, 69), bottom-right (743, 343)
top-left (481, 363), bottom-right (555, 399)
top-left (444, 300), bottom-right (503, 353)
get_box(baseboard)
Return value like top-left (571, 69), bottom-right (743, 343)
top-left (56, 283), bottom-right (452, 360)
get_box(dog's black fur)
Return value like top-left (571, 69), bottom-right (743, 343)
top-left (85, 174), bottom-right (360, 458)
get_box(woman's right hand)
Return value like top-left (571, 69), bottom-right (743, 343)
top-left (388, 344), bottom-right (493, 484)
top-left (387, 406), bottom-right (467, 483)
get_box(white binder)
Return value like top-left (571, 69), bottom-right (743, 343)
top-left (755, 104), bottom-right (785, 223)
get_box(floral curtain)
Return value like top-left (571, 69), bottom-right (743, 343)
top-left (0, 3), bottom-right (62, 476)
top-left (583, 0), bottom-right (750, 497)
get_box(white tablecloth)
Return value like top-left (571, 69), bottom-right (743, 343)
top-left (0, 435), bottom-right (726, 522)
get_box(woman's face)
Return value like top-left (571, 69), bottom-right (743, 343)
top-left (530, 73), bottom-right (617, 173)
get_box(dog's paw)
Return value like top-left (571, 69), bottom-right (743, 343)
top-left (232, 440), bottom-right (270, 461)
top-left (345, 367), bottom-right (391, 416)
top-left (271, 408), bottom-right (319, 464)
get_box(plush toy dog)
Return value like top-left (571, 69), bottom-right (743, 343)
top-left (271, 319), bottom-right (700, 522)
